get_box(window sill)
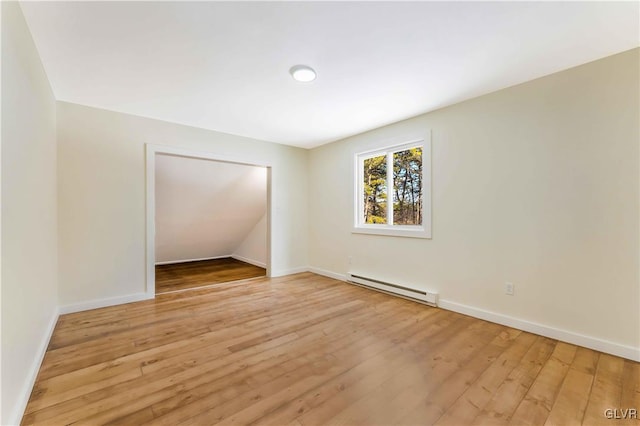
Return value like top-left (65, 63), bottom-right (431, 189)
top-left (352, 225), bottom-right (431, 239)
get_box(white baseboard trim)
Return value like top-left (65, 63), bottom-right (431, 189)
top-left (10, 307), bottom-right (59, 426)
top-left (155, 255), bottom-right (231, 265)
top-left (270, 266), bottom-right (309, 278)
top-left (231, 254), bottom-right (266, 269)
top-left (438, 299), bottom-right (640, 362)
top-left (59, 292), bottom-right (153, 315)
top-left (308, 266), bottom-right (348, 282)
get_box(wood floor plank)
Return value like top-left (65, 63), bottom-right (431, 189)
top-left (21, 274), bottom-right (639, 426)
top-left (254, 310), bottom-right (458, 426)
top-left (155, 258), bottom-right (265, 294)
top-left (543, 348), bottom-right (599, 426)
top-left (471, 336), bottom-right (557, 425)
top-left (24, 300), bottom-right (369, 424)
top-left (39, 280), bottom-right (370, 386)
top-left (39, 293), bottom-right (426, 424)
top-left (508, 342), bottom-right (577, 426)
top-left (380, 324), bottom-right (522, 424)
top-left (582, 353), bottom-right (626, 426)
top-left (365, 324), bottom-right (518, 426)
top-left (148, 303), bottom-right (445, 425)
top-left (315, 319), bottom-right (503, 426)
top-left (432, 330), bottom-right (536, 425)
top-left (620, 360), bottom-right (640, 426)
top-left (38, 276), bottom-right (351, 381)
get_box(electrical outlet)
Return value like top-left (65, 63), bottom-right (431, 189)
top-left (505, 282), bottom-right (514, 296)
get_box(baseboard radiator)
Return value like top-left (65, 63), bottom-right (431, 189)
top-left (347, 273), bottom-right (438, 307)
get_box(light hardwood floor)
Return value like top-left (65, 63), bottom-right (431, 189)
top-left (155, 258), bottom-right (266, 294)
top-left (23, 273), bottom-right (639, 425)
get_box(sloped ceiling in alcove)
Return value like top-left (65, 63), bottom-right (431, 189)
top-left (155, 154), bottom-right (266, 262)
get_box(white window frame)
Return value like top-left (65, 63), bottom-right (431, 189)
top-left (353, 133), bottom-right (432, 239)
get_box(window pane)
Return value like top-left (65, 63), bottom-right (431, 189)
top-left (393, 147), bottom-right (422, 225)
top-left (363, 155), bottom-right (387, 224)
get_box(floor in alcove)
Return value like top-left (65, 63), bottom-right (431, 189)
top-left (155, 257), bottom-right (266, 294)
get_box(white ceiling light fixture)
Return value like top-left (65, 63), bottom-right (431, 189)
top-left (290, 65), bottom-right (317, 82)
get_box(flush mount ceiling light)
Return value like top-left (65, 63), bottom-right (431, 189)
top-left (289, 65), bottom-right (316, 82)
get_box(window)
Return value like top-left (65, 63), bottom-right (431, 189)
top-left (354, 136), bottom-right (431, 238)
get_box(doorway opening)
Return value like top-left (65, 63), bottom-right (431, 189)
top-left (145, 145), bottom-right (271, 296)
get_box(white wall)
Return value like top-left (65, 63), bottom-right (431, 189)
top-left (57, 102), bottom-right (307, 306)
top-left (233, 213), bottom-right (268, 267)
top-left (309, 49), bottom-right (640, 357)
top-left (155, 154), bottom-right (266, 263)
top-left (1, 2), bottom-right (59, 424)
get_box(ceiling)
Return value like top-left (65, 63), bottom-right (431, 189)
top-left (20, 1), bottom-right (639, 149)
